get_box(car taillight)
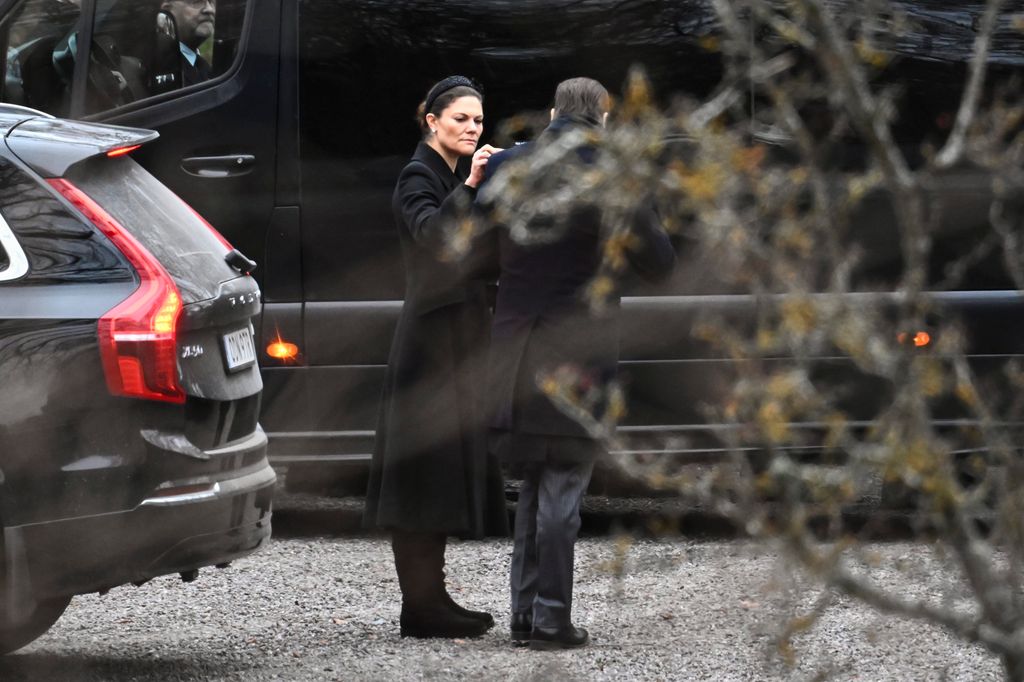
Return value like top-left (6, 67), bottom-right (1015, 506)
top-left (106, 144), bottom-right (142, 158)
top-left (48, 178), bottom-right (185, 404)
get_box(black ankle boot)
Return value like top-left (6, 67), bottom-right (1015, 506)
top-left (441, 591), bottom-right (495, 627)
top-left (400, 603), bottom-right (491, 639)
top-left (393, 531), bottom-right (491, 638)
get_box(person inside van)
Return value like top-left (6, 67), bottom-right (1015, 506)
top-left (362, 75), bottom-right (508, 640)
top-left (150, 0), bottom-right (214, 94)
top-left (164, 0), bottom-right (214, 83)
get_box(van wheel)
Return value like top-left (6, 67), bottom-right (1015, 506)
top-left (0, 594), bottom-right (71, 655)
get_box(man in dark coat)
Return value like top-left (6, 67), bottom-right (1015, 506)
top-left (478, 77), bottom-right (676, 650)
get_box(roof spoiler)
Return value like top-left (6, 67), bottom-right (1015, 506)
top-left (5, 117), bottom-right (159, 178)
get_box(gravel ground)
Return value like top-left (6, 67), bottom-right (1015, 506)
top-left (0, 514), bottom-right (1005, 681)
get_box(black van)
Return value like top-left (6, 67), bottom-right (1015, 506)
top-left (1, 0), bottom-right (1019, 488)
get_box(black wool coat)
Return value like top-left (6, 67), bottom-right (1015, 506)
top-left (364, 142), bottom-right (508, 538)
top-left (480, 117), bottom-right (677, 465)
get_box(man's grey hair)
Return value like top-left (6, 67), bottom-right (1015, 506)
top-left (553, 77), bottom-right (609, 122)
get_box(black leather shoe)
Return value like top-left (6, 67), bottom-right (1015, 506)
top-left (529, 625), bottom-right (589, 651)
top-left (510, 612), bottom-right (532, 646)
top-left (399, 605), bottom-right (491, 639)
top-left (443, 592), bottom-right (495, 628)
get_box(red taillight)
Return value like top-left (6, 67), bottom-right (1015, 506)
top-left (106, 144), bottom-right (142, 158)
top-left (48, 178), bottom-right (185, 404)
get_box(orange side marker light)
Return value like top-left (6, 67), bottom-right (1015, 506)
top-left (897, 331), bottom-right (931, 348)
top-left (267, 340), bottom-right (299, 360)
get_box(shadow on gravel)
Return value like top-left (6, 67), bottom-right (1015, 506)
top-left (272, 506), bottom-right (378, 539)
top-left (579, 504), bottom-right (917, 541)
top-left (0, 652), bottom-right (251, 682)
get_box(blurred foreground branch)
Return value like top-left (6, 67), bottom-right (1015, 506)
top-left (482, 0), bottom-right (1024, 677)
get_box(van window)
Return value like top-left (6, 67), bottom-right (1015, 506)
top-left (0, 0), bottom-right (81, 115)
top-left (0, 0), bottom-right (248, 117)
top-left (83, 0), bottom-right (248, 115)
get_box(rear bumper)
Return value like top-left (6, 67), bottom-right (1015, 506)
top-left (5, 436), bottom-right (276, 603)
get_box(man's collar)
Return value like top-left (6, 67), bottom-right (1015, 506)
top-left (178, 42), bottom-right (198, 66)
top-left (547, 114), bottom-right (601, 135)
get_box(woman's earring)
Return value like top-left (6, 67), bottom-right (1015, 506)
top-left (431, 129), bottom-right (437, 134)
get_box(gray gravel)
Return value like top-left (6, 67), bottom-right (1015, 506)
top-left (0, 519), bottom-right (1004, 681)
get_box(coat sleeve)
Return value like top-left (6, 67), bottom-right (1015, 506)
top-left (395, 162), bottom-right (476, 253)
top-left (626, 202), bottom-right (677, 282)
top-left (459, 222), bottom-right (500, 286)
top-left (454, 149), bottom-right (514, 286)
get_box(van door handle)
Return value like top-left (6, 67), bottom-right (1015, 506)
top-left (180, 154), bottom-right (256, 178)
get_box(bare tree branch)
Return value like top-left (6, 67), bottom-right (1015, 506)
top-left (823, 554), bottom-right (1015, 656)
top-left (936, 0), bottom-right (1008, 168)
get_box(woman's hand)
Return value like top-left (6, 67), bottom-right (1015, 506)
top-left (465, 144), bottom-right (503, 189)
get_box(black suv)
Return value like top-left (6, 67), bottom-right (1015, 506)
top-left (0, 105), bottom-right (273, 653)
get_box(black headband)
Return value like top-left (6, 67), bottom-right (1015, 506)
top-left (423, 75), bottom-right (481, 116)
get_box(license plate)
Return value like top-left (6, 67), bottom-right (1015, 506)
top-left (222, 326), bottom-right (256, 372)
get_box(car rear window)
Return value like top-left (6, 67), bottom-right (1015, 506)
top-left (66, 156), bottom-right (238, 303)
top-left (0, 157), bottom-right (131, 284)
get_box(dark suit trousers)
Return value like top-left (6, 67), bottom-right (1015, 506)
top-left (510, 446), bottom-right (594, 629)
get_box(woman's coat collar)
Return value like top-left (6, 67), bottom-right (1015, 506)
top-left (412, 141), bottom-right (466, 182)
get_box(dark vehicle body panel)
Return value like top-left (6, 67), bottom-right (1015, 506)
top-left (11, 431), bottom-right (273, 600)
top-left (16, 0), bottom-right (1019, 476)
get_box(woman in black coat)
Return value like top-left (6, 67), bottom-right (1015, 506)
top-left (363, 76), bottom-right (508, 639)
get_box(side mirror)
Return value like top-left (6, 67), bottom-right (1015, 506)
top-left (156, 10), bottom-right (178, 42)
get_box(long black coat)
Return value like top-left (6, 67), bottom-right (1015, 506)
top-left (481, 117), bottom-right (677, 464)
top-left (364, 142), bottom-right (508, 538)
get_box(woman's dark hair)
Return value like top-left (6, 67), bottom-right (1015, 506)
top-left (416, 78), bottom-right (483, 135)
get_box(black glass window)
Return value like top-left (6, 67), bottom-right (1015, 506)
top-left (0, 0), bottom-right (249, 117)
top-left (0, 158), bottom-right (131, 284)
top-left (0, 0), bottom-right (82, 115)
top-left (83, 0), bottom-right (249, 115)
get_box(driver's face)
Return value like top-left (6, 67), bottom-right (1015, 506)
top-left (163, 0), bottom-right (216, 50)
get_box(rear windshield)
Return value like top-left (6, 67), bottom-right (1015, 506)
top-left (66, 156), bottom-right (237, 303)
